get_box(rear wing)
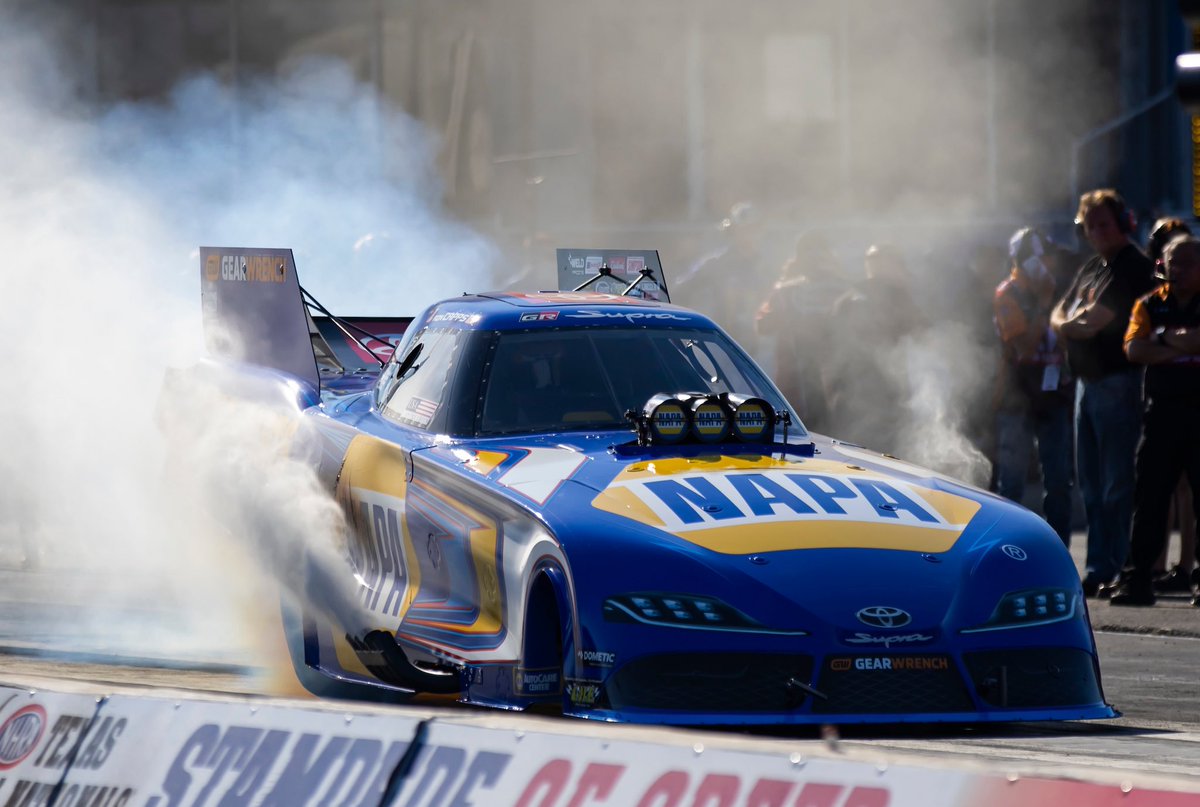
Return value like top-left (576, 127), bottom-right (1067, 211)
top-left (556, 248), bottom-right (669, 302)
top-left (200, 247), bottom-right (410, 391)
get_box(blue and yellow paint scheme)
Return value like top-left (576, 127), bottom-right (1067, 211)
top-left (200, 247), bottom-right (1116, 725)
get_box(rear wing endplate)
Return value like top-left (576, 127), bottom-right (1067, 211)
top-left (201, 247), bottom-right (320, 390)
top-left (556, 248), bottom-right (670, 302)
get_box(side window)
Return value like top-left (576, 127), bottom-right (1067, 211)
top-left (382, 328), bottom-right (463, 430)
top-left (665, 336), bottom-right (751, 395)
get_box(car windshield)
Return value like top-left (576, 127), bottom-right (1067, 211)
top-left (478, 326), bottom-right (791, 435)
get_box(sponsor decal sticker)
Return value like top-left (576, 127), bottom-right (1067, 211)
top-left (519, 311), bottom-right (560, 322)
top-left (565, 679), bottom-right (603, 707)
top-left (591, 456), bottom-right (981, 554)
top-left (515, 667), bottom-right (561, 695)
top-left (0, 704), bottom-right (46, 770)
top-left (692, 403), bottom-right (727, 437)
top-left (577, 649), bottom-right (616, 667)
top-left (213, 254), bottom-right (286, 283)
top-left (404, 396), bottom-right (439, 427)
top-left (430, 311), bottom-right (482, 325)
top-left (829, 655), bottom-right (950, 672)
top-left (651, 404), bottom-right (687, 437)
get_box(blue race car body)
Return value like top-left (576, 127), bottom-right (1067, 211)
top-left (199, 247), bottom-right (1116, 725)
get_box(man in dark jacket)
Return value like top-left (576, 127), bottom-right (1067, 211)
top-left (1051, 189), bottom-right (1155, 596)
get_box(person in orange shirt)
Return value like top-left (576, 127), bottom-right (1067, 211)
top-left (1145, 218), bottom-right (1196, 594)
top-left (1110, 236), bottom-right (1200, 606)
top-left (992, 227), bottom-right (1074, 544)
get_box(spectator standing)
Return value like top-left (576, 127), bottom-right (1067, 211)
top-left (1051, 189), bottom-right (1156, 596)
top-left (1109, 236), bottom-right (1200, 606)
top-left (1144, 218), bottom-right (1197, 593)
top-left (754, 232), bottom-right (851, 432)
top-left (674, 202), bottom-right (771, 359)
top-left (953, 243), bottom-right (1010, 488)
top-left (824, 244), bottom-right (925, 455)
top-left (992, 227), bottom-right (1074, 545)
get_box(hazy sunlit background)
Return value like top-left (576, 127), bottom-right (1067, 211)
top-left (0, 0), bottom-right (1188, 672)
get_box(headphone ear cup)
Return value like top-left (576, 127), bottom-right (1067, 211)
top-left (1112, 198), bottom-right (1133, 233)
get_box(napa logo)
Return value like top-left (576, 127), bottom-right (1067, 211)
top-left (629, 470), bottom-right (948, 531)
top-left (0, 705), bottom-right (46, 770)
top-left (590, 458), bottom-right (982, 553)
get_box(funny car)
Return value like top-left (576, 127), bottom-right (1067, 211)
top-left (197, 246), bottom-right (1116, 725)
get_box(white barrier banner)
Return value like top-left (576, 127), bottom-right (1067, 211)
top-left (386, 720), bottom-right (970, 807)
top-left (54, 693), bottom-right (423, 807)
top-left (0, 684), bottom-right (111, 805)
top-left (3, 682), bottom-right (1199, 807)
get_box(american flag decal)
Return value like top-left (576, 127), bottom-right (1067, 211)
top-left (406, 396), bottom-right (439, 422)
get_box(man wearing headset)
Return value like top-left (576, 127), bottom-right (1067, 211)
top-left (1051, 189), bottom-right (1155, 597)
top-left (993, 227), bottom-right (1074, 546)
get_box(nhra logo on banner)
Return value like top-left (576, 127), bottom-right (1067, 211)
top-left (0, 705), bottom-right (46, 770)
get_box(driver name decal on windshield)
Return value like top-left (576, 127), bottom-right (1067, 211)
top-left (590, 456), bottom-right (980, 554)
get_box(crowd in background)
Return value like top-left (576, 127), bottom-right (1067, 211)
top-left (667, 190), bottom-right (1200, 608)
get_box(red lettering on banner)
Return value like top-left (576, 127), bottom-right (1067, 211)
top-left (636, 770), bottom-right (689, 807)
top-left (745, 779), bottom-right (793, 807)
top-left (692, 773), bottom-right (740, 806)
top-left (566, 762), bottom-right (625, 807)
top-left (516, 758), bottom-right (572, 807)
top-left (843, 786), bottom-right (889, 807)
top-left (794, 783), bottom-right (843, 807)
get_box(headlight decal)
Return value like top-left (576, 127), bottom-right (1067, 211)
top-left (960, 588), bottom-right (1076, 633)
top-left (602, 593), bottom-right (807, 635)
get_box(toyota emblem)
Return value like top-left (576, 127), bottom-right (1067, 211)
top-left (856, 606), bottom-right (912, 628)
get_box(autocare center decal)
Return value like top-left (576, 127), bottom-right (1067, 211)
top-left (590, 455), bottom-right (981, 554)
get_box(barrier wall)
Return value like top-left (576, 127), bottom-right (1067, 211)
top-left (0, 684), bottom-right (1197, 806)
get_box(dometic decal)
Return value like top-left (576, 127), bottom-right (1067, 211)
top-left (577, 649), bottom-right (616, 667)
top-left (590, 456), bottom-right (980, 554)
top-left (0, 705), bottom-right (45, 770)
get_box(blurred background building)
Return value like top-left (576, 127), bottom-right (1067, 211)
top-left (23, 0), bottom-right (1192, 262)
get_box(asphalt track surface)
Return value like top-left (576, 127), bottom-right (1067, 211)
top-left (2, 537), bottom-right (1200, 790)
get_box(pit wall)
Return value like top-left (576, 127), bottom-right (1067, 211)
top-left (0, 684), bottom-right (1196, 806)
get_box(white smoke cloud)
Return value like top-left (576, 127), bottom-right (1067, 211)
top-left (0, 8), bottom-right (491, 676)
